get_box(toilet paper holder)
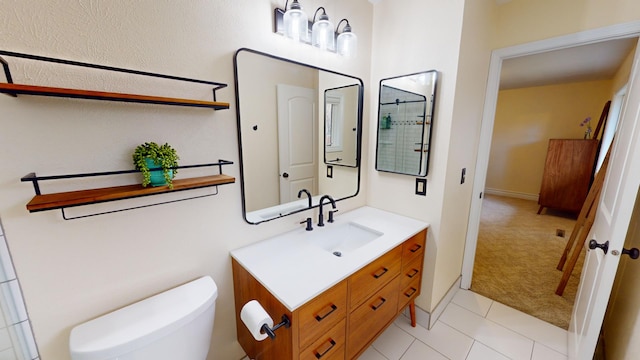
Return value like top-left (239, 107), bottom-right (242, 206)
top-left (261, 315), bottom-right (291, 339)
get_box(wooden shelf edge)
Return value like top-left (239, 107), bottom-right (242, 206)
top-left (26, 174), bottom-right (235, 212)
top-left (0, 83), bottom-right (230, 109)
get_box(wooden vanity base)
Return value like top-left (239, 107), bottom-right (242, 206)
top-left (232, 229), bottom-right (427, 360)
top-left (409, 300), bottom-right (416, 327)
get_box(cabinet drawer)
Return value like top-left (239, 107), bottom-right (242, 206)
top-left (298, 281), bottom-right (347, 350)
top-left (400, 255), bottom-right (422, 289)
top-left (299, 319), bottom-right (345, 360)
top-left (349, 246), bottom-right (402, 309)
top-left (347, 276), bottom-right (400, 359)
top-left (401, 230), bottom-right (426, 263)
top-left (398, 276), bottom-right (421, 311)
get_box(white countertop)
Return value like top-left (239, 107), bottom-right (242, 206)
top-left (230, 206), bottom-right (429, 311)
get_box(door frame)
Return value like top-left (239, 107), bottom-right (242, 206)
top-left (461, 21), bottom-right (640, 289)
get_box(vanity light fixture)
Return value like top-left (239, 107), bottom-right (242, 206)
top-left (336, 19), bottom-right (357, 58)
top-left (311, 7), bottom-right (335, 51)
top-left (274, 2), bottom-right (357, 57)
top-left (283, 0), bottom-right (309, 42)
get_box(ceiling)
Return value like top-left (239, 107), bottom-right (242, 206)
top-left (500, 37), bottom-right (638, 90)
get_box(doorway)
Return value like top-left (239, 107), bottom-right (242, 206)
top-left (461, 22), bottom-right (640, 337)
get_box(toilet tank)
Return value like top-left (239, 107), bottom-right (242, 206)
top-left (69, 276), bottom-right (217, 360)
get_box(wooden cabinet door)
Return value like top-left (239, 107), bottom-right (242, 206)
top-left (347, 276), bottom-right (401, 359)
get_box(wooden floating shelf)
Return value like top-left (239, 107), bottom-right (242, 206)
top-left (26, 174), bottom-right (235, 212)
top-left (0, 83), bottom-right (230, 109)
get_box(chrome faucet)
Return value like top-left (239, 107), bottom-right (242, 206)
top-left (297, 189), bottom-right (312, 208)
top-left (318, 195), bottom-right (336, 227)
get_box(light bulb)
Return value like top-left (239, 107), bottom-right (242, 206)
top-left (336, 20), bottom-right (357, 57)
top-left (283, 0), bottom-right (309, 43)
top-left (337, 30), bottom-right (357, 57)
top-left (311, 10), bottom-right (335, 51)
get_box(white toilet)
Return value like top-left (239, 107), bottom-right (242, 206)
top-left (69, 276), bottom-right (217, 360)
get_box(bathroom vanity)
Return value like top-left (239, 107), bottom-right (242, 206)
top-left (231, 207), bottom-right (428, 360)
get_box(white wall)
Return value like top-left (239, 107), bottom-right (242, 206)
top-left (0, 1), bottom-right (372, 359)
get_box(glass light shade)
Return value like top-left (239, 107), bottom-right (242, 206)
top-left (283, 2), bottom-right (309, 43)
top-left (337, 31), bottom-right (357, 57)
top-left (311, 16), bottom-right (335, 51)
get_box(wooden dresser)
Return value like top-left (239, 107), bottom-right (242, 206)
top-left (537, 139), bottom-right (599, 214)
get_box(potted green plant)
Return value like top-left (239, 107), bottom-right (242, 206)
top-left (133, 142), bottom-right (179, 189)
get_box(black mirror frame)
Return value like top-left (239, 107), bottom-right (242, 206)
top-left (233, 48), bottom-right (364, 224)
top-left (374, 70), bottom-right (438, 177)
top-left (324, 84), bottom-right (361, 168)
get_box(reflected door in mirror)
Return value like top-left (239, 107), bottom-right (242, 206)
top-left (234, 48), bottom-right (364, 224)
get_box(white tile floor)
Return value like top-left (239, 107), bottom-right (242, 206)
top-left (242, 289), bottom-right (569, 360)
top-left (362, 289), bottom-right (568, 360)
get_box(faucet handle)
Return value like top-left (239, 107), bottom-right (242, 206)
top-left (328, 209), bottom-right (339, 223)
top-left (300, 217), bottom-right (313, 231)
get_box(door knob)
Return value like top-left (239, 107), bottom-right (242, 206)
top-left (282, 172), bottom-right (289, 178)
top-left (589, 239), bottom-right (609, 254)
top-left (622, 247), bottom-right (640, 259)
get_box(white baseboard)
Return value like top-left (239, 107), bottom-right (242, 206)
top-left (428, 276), bottom-right (461, 329)
top-left (485, 188), bottom-right (538, 202)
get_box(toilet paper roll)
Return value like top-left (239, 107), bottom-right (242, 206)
top-left (240, 300), bottom-right (274, 341)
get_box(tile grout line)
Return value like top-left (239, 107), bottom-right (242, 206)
top-left (392, 319), bottom-right (471, 360)
top-left (439, 303), bottom-right (534, 360)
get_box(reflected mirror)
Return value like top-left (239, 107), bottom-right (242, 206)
top-left (375, 71), bottom-right (438, 176)
top-left (324, 85), bottom-right (359, 167)
top-left (234, 48), bottom-right (363, 224)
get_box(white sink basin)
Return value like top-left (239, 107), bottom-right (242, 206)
top-left (307, 222), bottom-right (383, 256)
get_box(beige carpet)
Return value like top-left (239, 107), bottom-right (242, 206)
top-left (471, 194), bottom-right (584, 329)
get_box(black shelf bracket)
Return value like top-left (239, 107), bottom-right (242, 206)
top-left (59, 187), bottom-right (220, 221)
top-left (20, 160), bottom-right (233, 196)
top-left (0, 50), bottom-right (228, 106)
top-left (21, 159), bottom-right (234, 220)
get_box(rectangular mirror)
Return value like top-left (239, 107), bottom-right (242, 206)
top-left (234, 48), bottom-right (363, 224)
top-left (324, 84), bottom-right (360, 167)
top-left (375, 71), bottom-right (438, 177)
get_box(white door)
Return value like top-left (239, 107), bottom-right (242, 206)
top-left (569, 41), bottom-right (640, 358)
top-left (277, 84), bottom-right (317, 203)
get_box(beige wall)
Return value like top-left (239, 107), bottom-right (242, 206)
top-left (368, 0), bottom-right (496, 312)
top-left (0, 1), bottom-right (372, 359)
top-left (487, 80), bottom-right (613, 198)
top-left (495, 0), bottom-right (640, 48)
top-left (238, 52), bottom-right (317, 211)
top-left (1, 0), bottom-right (639, 359)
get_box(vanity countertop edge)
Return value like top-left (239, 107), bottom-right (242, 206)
top-left (230, 206), bottom-right (429, 311)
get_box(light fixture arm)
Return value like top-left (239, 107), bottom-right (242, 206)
top-left (273, 3), bottom-right (356, 56)
top-left (336, 19), bottom-right (352, 34)
top-left (313, 7), bottom-right (328, 22)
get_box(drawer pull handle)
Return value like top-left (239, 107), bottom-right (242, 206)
top-left (314, 304), bottom-right (338, 322)
top-left (314, 338), bottom-right (336, 359)
top-left (409, 244), bottom-right (422, 253)
top-left (371, 297), bottom-right (387, 310)
top-left (407, 269), bottom-right (419, 278)
top-left (373, 267), bottom-right (388, 279)
top-left (404, 287), bottom-right (417, 298)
